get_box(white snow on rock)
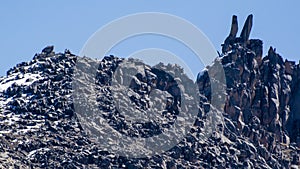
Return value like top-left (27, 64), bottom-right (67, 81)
top-left (199, 67), bottom-right (208, 76)
top-left (27, 148), bottom-right (51, 159)
top-left (0, 73), bottom-right (42, 92)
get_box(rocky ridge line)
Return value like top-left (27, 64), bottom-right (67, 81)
top-left (0, 15), bottom-right (299, 168)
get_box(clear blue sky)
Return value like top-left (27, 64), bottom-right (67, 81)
top-left (1, 1), bottom-right (299, 76)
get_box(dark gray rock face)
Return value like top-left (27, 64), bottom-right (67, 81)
top-left (0, 15), bottom-right (299, 168)
top-left (41, 45), bottom-right (54, 55)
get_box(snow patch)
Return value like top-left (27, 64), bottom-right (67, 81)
top-left (27, 148), bottom-right (50, 159)
top-left (197, 68), bottom-right (208, 79)
top-left (0, 73), bottom-right (42, 92)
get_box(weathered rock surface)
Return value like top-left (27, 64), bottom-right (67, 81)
top-left (0, 15), bottom-right (299, 168)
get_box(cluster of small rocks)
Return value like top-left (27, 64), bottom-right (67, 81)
top-left (0, 15), bottom-right (299, 168)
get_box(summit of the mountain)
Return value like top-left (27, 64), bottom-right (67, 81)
top-left (0, 15), bottom-right (299, 168)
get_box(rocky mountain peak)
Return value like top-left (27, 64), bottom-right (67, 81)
top-left (0, 15), bottom-right (299, 168)
top-left (197, 14), bottom-right (300, 167)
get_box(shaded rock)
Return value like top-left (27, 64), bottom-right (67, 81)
top-left (42, 45), bottom-right (54, 55)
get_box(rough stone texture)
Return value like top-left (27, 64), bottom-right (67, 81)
top-left (0, 15), bottom-right (299, 168)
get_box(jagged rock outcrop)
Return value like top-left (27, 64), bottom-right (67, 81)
top-left (222, 15), bottom-right (253, 54)
top-left (0, 15), bottom-right (299, 168)
top-left (199, 14), bottom-right (300, 168)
